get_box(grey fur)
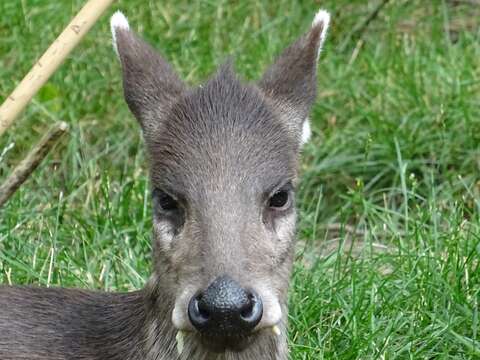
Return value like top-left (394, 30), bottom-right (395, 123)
top-left (0, 10), bottom-right (330, 360)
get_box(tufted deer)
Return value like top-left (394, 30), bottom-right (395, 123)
top-left (0, 8), bottom-right (330, 360)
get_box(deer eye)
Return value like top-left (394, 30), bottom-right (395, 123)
top-left (268, 189), bottom-right (291, 210)
top-left (153, 189), bottom-right (179, 212)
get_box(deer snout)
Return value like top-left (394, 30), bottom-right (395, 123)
top-left (188, 275), bottom-right (263, 335)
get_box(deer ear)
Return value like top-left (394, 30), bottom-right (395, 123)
top-left (110, 11), bottom-right (185, 133)
top-left (259, 10), bottom-right (330, 145)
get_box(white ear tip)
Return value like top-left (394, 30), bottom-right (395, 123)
top-left (313, 9), bottom-right (331, 28)
top-left (312, 9), bottom-right (331, 59)
top-left (111, 11), bottom-right (130, 31)
top-left (301, 119), bottom-right (312, 145)
top-left (110, 11), bottom-right (130, 56)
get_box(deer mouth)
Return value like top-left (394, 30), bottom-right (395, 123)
top-left (198, 332), bottom-right (255, 353)
top-left (176, 325), bottom-right (281, 354)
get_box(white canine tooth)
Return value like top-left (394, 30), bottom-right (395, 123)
top-left (176, 331), bottom-right (185, 355)
top-left (272, 325), bottom-right (281, 336)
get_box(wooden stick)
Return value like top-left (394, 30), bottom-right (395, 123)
top-left (0, 0), bottom-right (115, 137)
top-left (0, 122), bottom-right (68, 208)
top-left (354, 0), bottom-right (391, 41)
top-left (339, 0), bottom-right (391, 52)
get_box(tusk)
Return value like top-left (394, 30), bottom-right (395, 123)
top-left (272, 325), bottom-right (281, 337)
top-left (176, 331), bottom-right (185, 355)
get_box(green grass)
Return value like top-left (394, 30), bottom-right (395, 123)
top-left (1, 0), bottom-right (479, 358)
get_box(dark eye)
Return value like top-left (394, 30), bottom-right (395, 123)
top-left (268, 190), bottom-right (290, 209)
top-left (153, 189), bottom-right (179, 212)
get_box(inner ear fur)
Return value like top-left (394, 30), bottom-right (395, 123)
top-left (259, 10), bottom-right (330, 144)
top-left (111, 11), bottom-right (186, 133)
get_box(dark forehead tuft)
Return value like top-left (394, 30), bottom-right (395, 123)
top-left (148, 65), bottom-right (298, 192)
top-left (177, 64), bottom-right (277, 132)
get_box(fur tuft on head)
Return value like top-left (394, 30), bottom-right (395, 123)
top-left (312, 9), bottom-right (331, 59)
top-left (110, 11), bottom-right (130, 56)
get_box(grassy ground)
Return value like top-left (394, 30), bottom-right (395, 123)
top-left (1, 0), bottom-right (479, 358)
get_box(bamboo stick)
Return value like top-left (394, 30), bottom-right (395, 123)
top-left (0, 122), bottom-right (68, 208)
top-left (0, 0), bottom-right (115, 137)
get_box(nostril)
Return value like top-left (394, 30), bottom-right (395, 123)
top-left (196, 294), bottom-right (210, 319)
top-left (240, 291), bottom-right (263, 327)
top-left (188, 293), bottom-right (210, 330)
top-left (240, 293), bottom-right (255, 318)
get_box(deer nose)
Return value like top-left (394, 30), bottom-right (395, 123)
top-left (188, 275), bottom-right (263, 335)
